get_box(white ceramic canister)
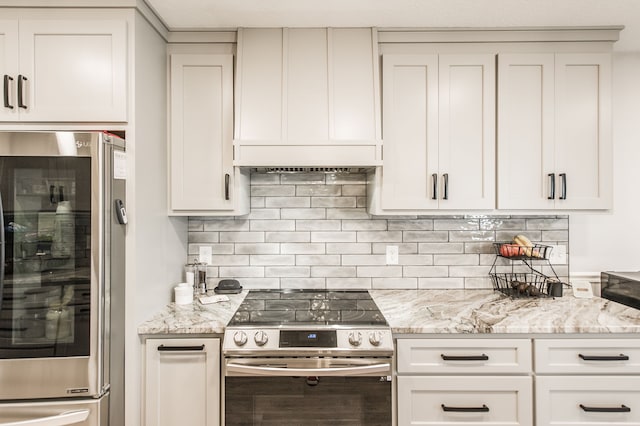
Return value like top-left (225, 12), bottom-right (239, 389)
top-left (174, 283), bottom-right (193, 305)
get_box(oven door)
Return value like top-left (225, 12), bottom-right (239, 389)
top-left (224, 357), bottom-right (392, 425)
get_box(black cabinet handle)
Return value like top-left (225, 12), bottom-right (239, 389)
top-left (548, 173), bottom-right (555, 199)
top-left (441, 354), bottom-right (489, 361)
top-left (3, 75), bottom-right (13, 109)
top-left (224, 173), bottom-right (230, 200)
top-left (49, 185), bottom-right (57, 204)
top-left (17, 75), bottom-right (27, 109)
top-left (580, 404), bottom-right (630, 413)
top-left (157, 344), bottom-right (205, 352)
top-left (432, 173), bottom-right (438, 200)
top-left (442, 173), bottom-right (449, 200)
top-left (442, 404), bottom-right (489, 413)
top-left (559, 173), bottom-right (567, 200)
top-left (579, 353), bottom-right (629, 361)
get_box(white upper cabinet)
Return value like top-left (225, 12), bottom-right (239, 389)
top-left (377, 53), bottom-right (495, 211)
top-left (1, 17), bottom-right (127, 122)
top-left (497, 53), bottom-right (612, 209)
top-left (168, 53), bottom-right (249, 215)
top-left (234, 28), bottom-right (382, 167)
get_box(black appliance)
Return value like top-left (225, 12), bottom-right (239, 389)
top-left (601, 271), bottom-right (640, 310)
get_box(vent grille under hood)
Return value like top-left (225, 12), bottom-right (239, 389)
top-left (254, 167), bottom-right (372, 174)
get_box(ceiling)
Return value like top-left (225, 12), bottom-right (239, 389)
top-left (144, 0), bottom-right (640, 50)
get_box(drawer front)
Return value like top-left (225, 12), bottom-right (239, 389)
top-left (398, 376), bottom-right (533, 426)
top-left (397, 338), bottom-right (532, 374)
top-left (536, 376), bottom-right (640, 425)
top-left (535, 338), bottom-right (640, 374)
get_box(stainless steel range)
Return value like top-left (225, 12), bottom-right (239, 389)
top-left (222, 289), bottom-right (393, 425)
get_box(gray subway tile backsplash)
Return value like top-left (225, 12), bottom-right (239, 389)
top-left (189, 172), bottom-right (570, 290)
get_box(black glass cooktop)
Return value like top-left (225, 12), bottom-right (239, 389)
top-left (228, 290), bottom-right (388, 326)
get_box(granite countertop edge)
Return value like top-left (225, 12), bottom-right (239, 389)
top-left (137, 289), bottom-right (640, 336)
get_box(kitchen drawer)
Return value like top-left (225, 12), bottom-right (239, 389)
top-left (535, 338), bottom-right (640, 374)
top-left (536, 376), bottom-right (640, 425)
top-left (398, 375), bottom-right (533, 426)
top-left (397, 338), bottom-right (532, 374)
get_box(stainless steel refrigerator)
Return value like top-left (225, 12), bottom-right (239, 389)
top-left (0, 131), bottom-right (126, 425)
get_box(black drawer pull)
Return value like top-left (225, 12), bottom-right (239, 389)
top-left (224, 173), bottom-right (230, 200)
top-left (3, 75), bottom-right (13, 108)
top-left (559, 173), bottom-right (567, 200)
top-left (157, 344), bottom-right (205, 352)
top-left (442, 404), bottom-right (489, 413)
top-left (579, 354), bottom-right (629, 361)
top-left (580, 404), bottom-right (630, 413)
top-left (441, 354), bottom-right (489, 361)
top-left (17, 74), bottom-right (27, 109)
top-left (431, 173), bottom-right (438, 200)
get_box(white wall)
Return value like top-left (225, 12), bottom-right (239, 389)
top-left (570, 51), bottom-right (640, 275)
top-left (125, 11), bottom-right (187, 426)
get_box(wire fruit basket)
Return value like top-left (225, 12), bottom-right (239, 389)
top-left (489, 242), bottom-right (565, 298)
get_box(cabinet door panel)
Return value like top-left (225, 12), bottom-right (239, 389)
top-left (287, 28), bottom-right (329, 141)
top-left (398, 376), bottom-right (533, 426)
top-left (439, 54), bottom-right (495, 209)
top-left (331, 28), bottom-right (378, 141)
top-left (555, 53), bottom-right (612, 209)
top-left (536, 376), bottom-right (640, 425)
top-left (498, 53), bottom-right (555, 209)
top-left (235, 28), bottom-right (283, 141)
top-left (0, 20), bottom-right (18, 121)
top-left (145, 338), bottom-right (220, 426)
top-left (170, 54), bottom-right (234, 211)
top-left (382, 54), bottom-right (439, 209)
top-left (18, 20), bottom-right (127, 122)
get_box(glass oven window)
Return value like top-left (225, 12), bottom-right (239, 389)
top-left (1, 156), bottom-right (91, 358)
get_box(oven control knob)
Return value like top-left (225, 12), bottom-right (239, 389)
top-left (233, 331), bottom-right (248, 346)
top-left (369, 331), bottom-right (383, 346)
top-left (348, 331), bottom-right (362, 347)
top-left (254, 330), bottom-right (269, 347)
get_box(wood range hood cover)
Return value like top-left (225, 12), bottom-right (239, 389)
top-left (233, 27), bottom-right (382, 168)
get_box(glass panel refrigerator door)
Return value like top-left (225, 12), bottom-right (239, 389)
top-left (1, 153), bottom-right (91, 358)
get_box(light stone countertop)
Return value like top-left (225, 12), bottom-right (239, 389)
top-left (370, 289), bottom-right (640, 334)
top-left (137, 291), bottom-right (248, 335)
top-left (137, 289), bottom-right (640, 335)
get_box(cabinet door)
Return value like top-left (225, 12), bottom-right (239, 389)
top-left (497, 53), bottom-right (555, 209)
top-left (438, 54), bottom-right (495, 209)
top-left (536, 376), bottom-right (640, 425)
top-left (145, 338), bottom-right (220, 426)
top-left (235, 28), bottom-right (283, 142)
top-left (18, 19), bottom-right (127, 122)
top-left (0, 20), bottom-right (18, 121)
top-left (169, 54), bottom-right (234, 211)
top-left (554, 53), bottom-right (612, 209)
top-left (381, 54), bottom-right (439, 209)
top-left (398, 376), bottom-right (533, 426)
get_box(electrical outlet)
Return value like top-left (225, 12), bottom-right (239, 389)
top-left (386, 245), bottom-right (399, 265)
top-left (549, 244), bottom-right (567, 264)
top-left (199, 246), bottom-right (212, 265)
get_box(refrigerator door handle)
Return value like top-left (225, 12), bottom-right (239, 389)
top-left (0, 409), bottom-right (89, 426)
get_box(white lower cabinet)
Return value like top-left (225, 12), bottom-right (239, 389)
top-left (396, 338), bottom-right (533, 426)
top-left (534, 338), bottom-right (640, 426)
top-left (398, 376), bottom-right (533, 426)
top-left (144, 338), bottom-right (220, 426)
top-left (536, 376), bottom-right (640, 425)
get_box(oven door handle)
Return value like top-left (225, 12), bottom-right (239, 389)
top-left (225, 362), bottom-right (391, 377)
top-left (0, 409), bottom-right (90, 426)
